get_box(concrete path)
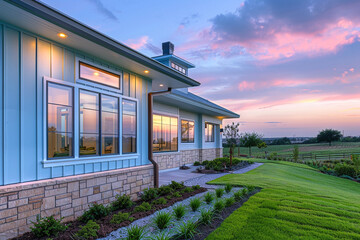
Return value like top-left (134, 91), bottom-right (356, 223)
top-left (159, 162), bottom-right (263, 188)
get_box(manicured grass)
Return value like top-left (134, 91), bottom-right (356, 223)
top-left (224, 142), bottom-right (360, 156)
top-left (206, 161), bottom-right (360, 240)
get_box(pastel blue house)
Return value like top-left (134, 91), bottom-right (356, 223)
top-left (0, 1), bottom-right (238, 238)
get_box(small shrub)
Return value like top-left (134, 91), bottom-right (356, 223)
top-left (199, 209), bottom-right (214, 225)
top-left (152, 197), bottom-right (167, 205)
top-left (172, 192), bottom-right (181, 198)
top-left (241, 188), bottom-right (248, 196)
top-left (110, 212), bottom-right (134, 224)
top-left (76, 220), bottom-right (100, 239)
top-left (134, 202), bottom-right (152, 213)
top-left (157, 185), bottom-right (173, 196)
top-left (215, 188), bottom-right (225, 198)
top-left (149, 232), bottom-right (171, 240)
top-left (233, 190), bottom-right (243, 202)
top-left (335, 164), bottom-right (357, 178)
top-left (193, 161), bottom-right (201, 166)
top-left (30, 216), bottom-right (68, 238)
top-left (192, 184), bottom-right (201, 190)
top-left (183, 187), bottom-right (193, 193)
top-left (176, 220), bottom-right (198, 240)
top-left (126, 225), bottom-right (146, 240)
top-left (213, 199), bottom-right (225, 213)
top-left (169, 181), bottom-right (184, 190)
top-left (111, 194), bottom-right (134, 211)
top-left (80, 203), bottom-right (110, 222)
top-left (224, 184), bottom-right (233, 193)
top-left (247, 185), bottom-right (256, 192)
top-left (189, 197), bottom-right (202, 212)
top-left (173, 204), bottom-right (187, 220)
top-left (204, 192), bottom-right (214, 204)
top-left (141, 188), bottom-right (159, 202)
top-left (225, 197), bottom-right (235, 207)
top-left (153, 211), bottom-right (172, 230)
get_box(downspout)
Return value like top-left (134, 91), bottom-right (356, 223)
top-left (148, 88), bottom-right (172, 188)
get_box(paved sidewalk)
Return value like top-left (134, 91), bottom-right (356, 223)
top-left (159, 163), bottom-right (263, 188)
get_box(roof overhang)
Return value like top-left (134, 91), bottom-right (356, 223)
top-left (154, 90), bottom-right (240, 119)
top-left (0, 0), bottom-right (200, 91)
top-left (152, 54), bottom-right (195, 68)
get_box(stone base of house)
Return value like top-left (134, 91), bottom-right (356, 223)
top-left (154, 148), bottom-right (223, 170)
top-left (0, 165), bottom-right (154, 239)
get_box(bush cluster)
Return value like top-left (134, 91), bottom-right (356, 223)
top-left (30, 216), bottom-right (68, 238)
top-left (76, 220), bottom-right (100, 239)
top-left (80, 203), bottom-right (110, 223)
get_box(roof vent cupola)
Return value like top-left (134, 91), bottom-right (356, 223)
top-left (162, 41), bottom-right (174, 55)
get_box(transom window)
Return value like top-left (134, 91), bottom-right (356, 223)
top-left (171, 62), bottom-right (186, 75)
top-left (205, 123), bottom-right (215, 142)
top-left (79, 62), bottom-right (120, 89)
top-left (153, 114), bottom-right (178, 152)
top-left (181, 120), bottom-right (194, 143)
top-left (47, 82), bottom-right (74, 159)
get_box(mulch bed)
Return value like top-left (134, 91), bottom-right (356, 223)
top-left (192, 188), bottom-right (261, 240)
top-left (12, 187), bottom-right (207, 240)
top-left (195, 162), bottom-right (254, 174)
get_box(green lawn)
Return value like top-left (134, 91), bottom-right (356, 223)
top-left (206, 160), bottom-right (360, 240)
top-left (224, 142), bottom-right (360, 157)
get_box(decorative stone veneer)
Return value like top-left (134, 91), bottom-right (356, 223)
top-left (154, 148), bottom-right (223, 170)
top-left (0, 165), bottom-right (153, 239)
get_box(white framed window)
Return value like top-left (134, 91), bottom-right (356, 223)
top-left (181, 119), bottom-right (194, 143)
top-left (153, 114), bottom-right (178, 152)
top-left (43, 75), bottom-right (138, 167)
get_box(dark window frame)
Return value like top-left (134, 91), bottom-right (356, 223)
top-left (122, 99), bottom-right (137, 154)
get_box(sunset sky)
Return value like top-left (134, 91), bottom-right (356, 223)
top-left (42, 0), bottom-right (360, 137)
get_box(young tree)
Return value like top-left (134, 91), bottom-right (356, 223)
top-left (316, 129), bottom-right (342, 146)
top-left (223, 122), bottom-right (241, 168)
top-left (293, 145), bottom-right (299, 162)
top-left (257, 141), bottom-right (267, 158)
top-left (242, 132), bottom-right (262, 156)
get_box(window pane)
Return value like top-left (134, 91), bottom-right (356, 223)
top-left (153, 114), bottom-right (178, 152)
top-left (171, 117), bottom-right (178, 126)
top-left (153, 122), bottom-right (161, 152)
top-left (171, 125), bottom-right (178, 151)
top-left (154, 114), bottom-right (162, 124)
top-left (48, 105), bottom-right (72, 132)
top-left (48, 132), bottom-right (73, 159)
top-left (181, 120), bottom-right (189, 142)
top-left (161, 123), bottom-right (171, 151)
top-left (80, 108), bottom-right (99, 134)
top-left (102, 95), bottom-right (118, 113)
top-left (162, 116), bottom-right (170, 125)
top-left (48, 83), bottom-right (72, 106)
top-left (189, 121), bottom-right (194, 142)
top-left (80, 134), bottom-right (99, 156)
top-left (79, 62), bottom-right (120, 89)
top-left (102, 135), bottom-right (119, 154)
top-left (80, 90), bottom-right (99, 110)
top-left (122, 99), bottom-right (137, 153)
top-left (102, 112), bottom-right (118, 134)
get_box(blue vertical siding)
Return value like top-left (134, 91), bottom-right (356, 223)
top-left (4, 27), bottom-right (21, 184)
top-left (0, 22), bottom-right (150, 186)
top-left (21, 33), bottom-right (37, 182)
top-left (0, 25), bottom-right (3, 185)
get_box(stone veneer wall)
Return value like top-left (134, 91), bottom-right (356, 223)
top-left (154, 148), bottom-right (223, 170)
top-left (0, 165), bottom-right (153, 239)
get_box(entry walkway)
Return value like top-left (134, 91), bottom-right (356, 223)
top-left (159, 162), bottom-right (263, 188)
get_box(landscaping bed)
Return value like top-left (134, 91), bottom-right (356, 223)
top-left (12, 182), bottom-right (206, 240)
top-left (194, 158), bottom-right (253, 174)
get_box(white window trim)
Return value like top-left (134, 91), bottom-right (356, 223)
top-left (75, 57), bottom-right (123, 94)
top-left (204, 122), bottom-right (215, 143)
top-left (42, 76), bottom-right (139, 168)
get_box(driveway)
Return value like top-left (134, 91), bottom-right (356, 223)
top-left (159, 162), bottom-right (263, 188)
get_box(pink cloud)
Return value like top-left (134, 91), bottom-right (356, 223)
top-left (126, 36), bottom-right (149, 50)
top-left (238, 81), bottom-right (255, 91)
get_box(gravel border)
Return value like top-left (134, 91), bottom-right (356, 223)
top-left (98, 188), bottom-right (242, 240)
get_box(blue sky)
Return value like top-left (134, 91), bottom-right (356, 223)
top-left (42, 0), bottom-right (360, 137)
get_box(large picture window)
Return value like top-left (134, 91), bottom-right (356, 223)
top-left (79, 62), bottom-right (120, 89)
top-left (181, 120), bottom-right (194, 143)
top-left (153, 114), bottom-right (178, 152)
top-left (79, 90), bottom-right (119, 156)
top-left (205, 123), bottom-right (215, 142)
top-left (47, 82), bottom-right (73, 159)
top-left (122, 99), bottom-right (137, 153)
